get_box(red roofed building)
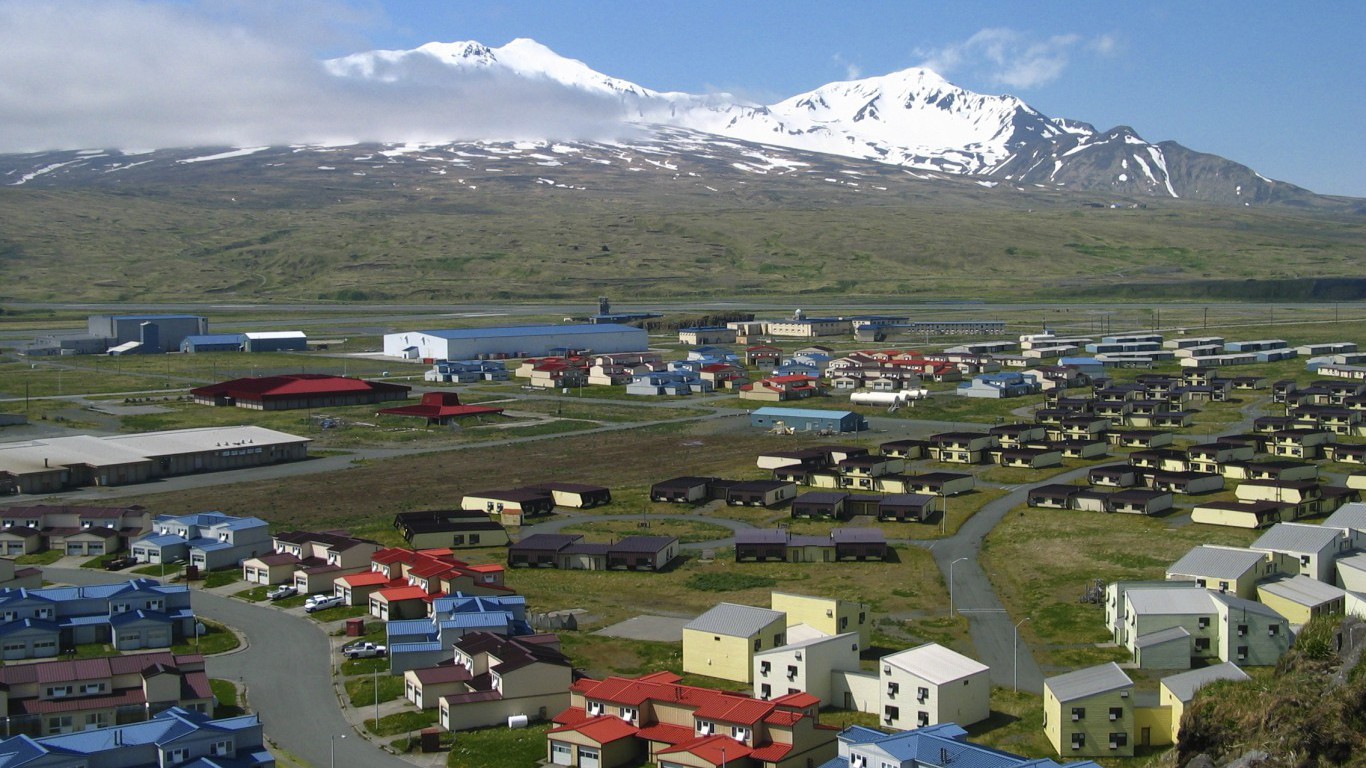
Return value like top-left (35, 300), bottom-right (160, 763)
top-left (0, 652), bottom-right (212, 736)
top-left (190, 374), bottom-right (411, 411)
top-left (378, 392), bottom-right (505, 425)
top-left (547, 671), bottom-right (837, 768)
top-left (363, 548), bottom-right (512, 619)
top-left (739, 375), bottom-right (825, 403)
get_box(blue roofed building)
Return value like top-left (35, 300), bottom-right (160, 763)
top-left (820, 723), bottom-right (1102, 768)
top-left (0, 706), bottom-right (273, 767)
top-left (751, 407), bottom-right (867, 434)
top-left (130, 513), bottom-right (271, 571)
top-left (0, 578), bottom-right (194, 659)
top-left (383, 324), bottom-right (647, 361)
top-left (386, 593), bottom-right (531, 674)
top-left (958, 372), bottom-right (1043, 399)
top-left (87, 314), bottom-right (209, 355)
top-left (626, 371), bottom-right (713, 396)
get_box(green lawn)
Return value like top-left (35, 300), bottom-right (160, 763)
top-left (201, 570), bottom-right (240, 589)
top-left (171, 620), bottom-right (240, 656)
top-left (345, 674), bottom-right (405, 708)
top-left (210, 679), bottom-right (246, 718)
top-left (233, 586), bottom-right (270, 602)
top-left (15, 550), bottom-right (63, 566)
top-left (367, 709), bottom-right (439, 737)
top-left (446, 723), bottom-right (552, 768)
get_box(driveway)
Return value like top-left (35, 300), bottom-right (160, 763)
top-left (46, 567), bottom-right (413, 768)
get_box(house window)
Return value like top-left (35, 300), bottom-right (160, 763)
top-left (839, 616), bottom-right (849, 630)
top-left (1238, 624), bottom-right (1248, 637)
top-left (1109, 707), bottom-right (1123, 721)
top-left (883, 706), bottom-right (899, 722)
top-left (859, 611), bottom-right (866, 624)
top-left (918, 711), bottom-right (930, 727)
top-left (760, 661), bottom-right (771, 676)
top-left (787, 665), bottom-right (798, 680)
top-left (1300, 555), bottom-right (1311, 567)
top-left (1198, 617), bottom-right (1210, 629)
top-left (760, 683), bottom-right (771, 699)
top-left (47, 715), bottom-right (73, 733)
top-left (1195, 638), bottom-right (1211, 651)
top-left (917, 686), bottom-right (930, 703)
top-left (1237, 646), bottom-right (1249, 660)
top-left (887, 682), bottom-right (899, 698)
top-left (452, 535), bottom-right (465, 545)
top-left (1071, 733), bottom-right (1086, 750)
top-left (754, 638), bottom-right (762, 651)
top-left (1071, 707), bottom-right (1085, 721)
top-left (80, 682), bottom-right (106, 694)
top-left (167, 748), bottom-right (189, 763)
top-left (470, 534), bottom-right (481, 545)
top-left (210, 739), bottom-right (233, 756)
top-left (1218, 581), bottom-right (1230, 592)
top-left (1269, 624), bottom-right (1281, 636)
top-left (774, 633), bottom-right (784, 646)
top-left (47, 686), bottom-right (72, 698)
top-left (731, 725), bottom-right (751, 742)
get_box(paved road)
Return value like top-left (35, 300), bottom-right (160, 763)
top-left (46, 567), bottom-right (410, 768)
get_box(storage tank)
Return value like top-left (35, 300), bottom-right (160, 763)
top-left (851, 391), bottom-right (905, 407)
top-left (507, 714), bottom-right (529, 729)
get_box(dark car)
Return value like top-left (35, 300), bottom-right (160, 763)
top-left (103, 556), bottom-right (138, 571)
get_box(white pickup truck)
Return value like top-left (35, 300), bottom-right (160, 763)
top-left (342, 641), bottom-right (388, 659)
top-left (304, 594), bottom-right (344, 613)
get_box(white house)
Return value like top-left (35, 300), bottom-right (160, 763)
top-left (878, 643), bottom-right (990, 730)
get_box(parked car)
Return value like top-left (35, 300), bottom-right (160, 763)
top-left (103, 556), bottom-right (138, 571)
top-left (304, 594), bottom-right (344, 613)
top-left (342, 641), bottom-right (387, 659)
top-left (267, 585), bottom-right (297, 601)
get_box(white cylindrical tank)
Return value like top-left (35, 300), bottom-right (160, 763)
top-left (507, 714), bottom-right (529, 729)
top-left (851, 392), bottom-right (904, 407)
top-left (901, 388), bottom-right (930, 400)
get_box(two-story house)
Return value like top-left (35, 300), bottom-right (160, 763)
top-left (683, 604), bottom-right (788, 683)
top-left (0, 579), bottom-right (194, 660)
top-left (240, 530), bottom-right (380, 588)
top-left (131, 512), bottom-right (271, 571)
top-left (1251, 522), bottom-right (1359, 582)
top-left (410, 632), bottom-right (575, 732)
top-left (1043, 663), bottom-right (1134, 757)
top-left (878, 643), bottom-right (990, 730)
top-left (0, 706), bottom-right (274, 767)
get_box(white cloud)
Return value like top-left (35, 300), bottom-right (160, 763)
top-left (916, 28), bottom-right (1117, 89)
top-left (831, 53), bottom-right (862, 81)
top-left (0, 0), bottom-right (632, 152)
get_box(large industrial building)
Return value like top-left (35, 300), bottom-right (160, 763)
top-left (0, 426), bottom-right (310, 495)
top-left (88, 314), bottom-right (209, 354)
top-left (383, 324), bottom-right (648, 361)
top-left (190, 374), bottom-right (410, 410)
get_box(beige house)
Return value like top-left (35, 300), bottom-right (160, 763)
top-left (1165, 545), bottom-right (1285, 599)
top-left (1251, 522), bottom-right (1358, 582)
top-left (1157, 663), bottom-right (1250, 745)
top-left (418, 632), bottom-right (572, 731)
top-left (0, 557), bottom-right (42, 590)
top-left (683, 603), bottom-right (787, 683)
top-left (752, 631), bottom-right (860, 705)
top-left (771, 592), bottom-right (870, 647)
top-left (1043, 663), bottom-right (1135, 757)
top-left (1257, 575), bottom-right (1348, 625)
top-left (242, 530), bottom-right (380, 586)
top-left (1190, 500), bottom-right (1291, 529)
top-left (879, 643), bottom-right (990, 730)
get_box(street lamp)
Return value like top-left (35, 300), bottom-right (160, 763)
top-left (374, 667), bottom-right (380, 728)
top-left (330, 733), bottom-right (345, 768)
top-left (949, 557), bottom-right (968, 617)
top-left (1013, 617), bottom-right (1032, 693)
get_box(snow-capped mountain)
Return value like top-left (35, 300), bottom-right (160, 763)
top-left (314, 38), bottom-right (1320, 204)
top-left (0, 38), bottom-right (1336, 207)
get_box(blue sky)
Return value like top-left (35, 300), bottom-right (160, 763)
top-left (364, 1), bottom-right (1365, 197)
top-left (1, 1), bottom-right (1361, 196)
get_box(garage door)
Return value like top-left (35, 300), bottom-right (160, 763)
top-left (578, 747), bottom-right (599, 768)
top-left (549, 742), bottom-right (573, 766)
top-left (117, 631), bottom-right (142, 651)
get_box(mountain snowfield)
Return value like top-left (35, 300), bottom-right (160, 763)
top-left (0, 38), bottom-right (1337, 206)
top-left (318, 38), bottom-right (1312, 204)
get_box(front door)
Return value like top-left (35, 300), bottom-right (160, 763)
top-left (1141, 727), bottom-right (1151, 747)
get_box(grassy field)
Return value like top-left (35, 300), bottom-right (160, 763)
top-left (981, 507), bottom-right (1261, 672)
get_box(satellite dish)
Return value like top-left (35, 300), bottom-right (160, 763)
top-left (195, 622), bottom-right (207, 636)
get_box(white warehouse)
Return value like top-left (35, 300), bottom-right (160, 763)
top-left (383, 324), bottom-right (648, 360)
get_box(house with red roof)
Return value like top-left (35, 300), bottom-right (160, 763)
top-left (189, 373), bottom-right (411, 411)
top-left (377, 392), bottom-right (505, 425)
top-left (363, 548), bottom-right (512, 620)
top-left (0, 652), bottom-right (212, 736)
top-left (739, 375), bottom-right (825, 403)
top-left (547, 671), bottom-right (836, 768)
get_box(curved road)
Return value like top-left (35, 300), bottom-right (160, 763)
top-left (47, 567), bottom-right (407, 768)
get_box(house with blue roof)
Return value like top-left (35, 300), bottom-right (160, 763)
top-left (0, 706), bottom-right (272, 768)
top-left (130, 513), bottom-right (271, 571)
top-left (626, 371), bottom-right (713, 397)
top-left (820, 723), bottom-right (1102, 768)
top-left (179, 334), bottom-right (247, 353)
top-left (386, 593), bottom-right (531, 674)
top-left (958, 372), bottom-right (1042, 399)
top-left (0, 578), bottom-right (193, 659)
top-left (750, 408), bottom-right (866, 434)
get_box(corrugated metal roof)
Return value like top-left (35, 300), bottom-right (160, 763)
top-left (418, 324), bottom-right (643, 339)
top-left (685, 603), bottom-right (785, 637)
top-left (1323, 502), bottom-right (1366, 532)
top-left (1133, 626), bottom-right (1191, 649)
top-left (1160, 662), bottom-right (1250, 702)
top-left (752, 407), bottom-right (858, 419)
top-left (1044, 662), bottom-right (1132, 702)
top-left (1126, 588), bottom-right (1215, 615)
top-left (1258, 575), bottom-right (1347, 607)
top-left (1167, 545), bottom-right (1266, 579)
top-left (1252, 522), bottom-right (1343, 554)
top-left (882, 642), bottom-right (989, 684)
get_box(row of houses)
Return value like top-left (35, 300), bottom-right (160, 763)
top-left (1, 504), bottom-right (151, 558)
top-left (507, 534), bottom-right (680, 571)
top-left (0, 707), bottom-right (274, 768)
top-left (0, 579), bottom-right (194, 660)
top-left (460, 482), bottom-right (612, 525)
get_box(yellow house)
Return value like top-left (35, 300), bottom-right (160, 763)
top-left (682, 603), bottom-right (787, 683)
top-left (1256, 575), bottom-right (1347, 625)
top-left (1043, 662), bottom-right (1134, 757)
top-left (771, 591), bottom-right (871, 647)
top-left (1158, 662), bottom-right (1250, 744)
